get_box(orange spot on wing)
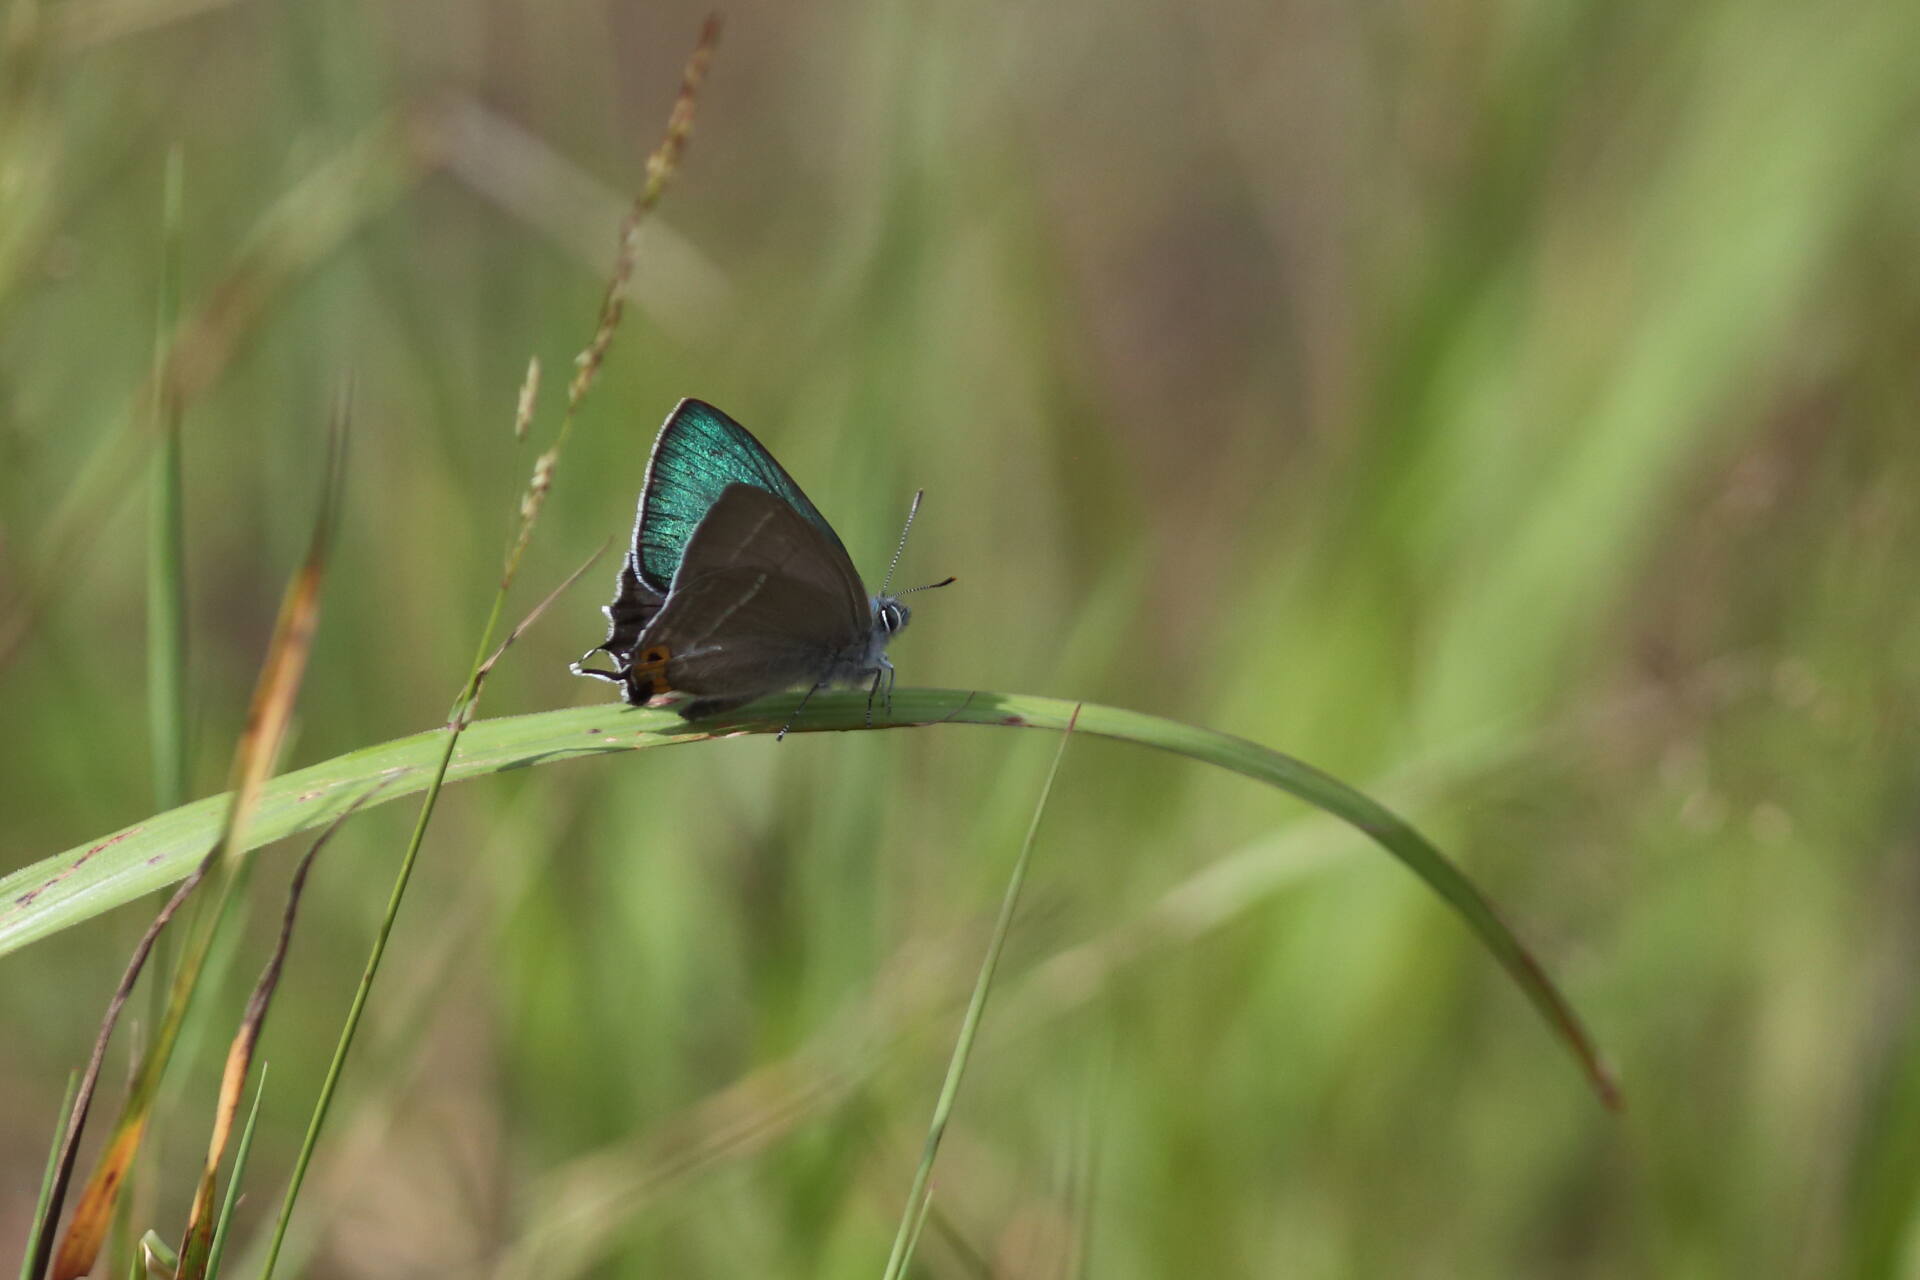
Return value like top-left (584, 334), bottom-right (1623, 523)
top-left (633, 643), bottom-right (674, 698)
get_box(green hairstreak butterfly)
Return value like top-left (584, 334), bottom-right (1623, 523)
top-left (573, 398), bottom-right (950, 732)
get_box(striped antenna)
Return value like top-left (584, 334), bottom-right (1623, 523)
top-left (879, 490), bottom-right (925, 597)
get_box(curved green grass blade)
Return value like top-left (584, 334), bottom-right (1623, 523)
top-left (0, 689), bottom-right (1619, 1106)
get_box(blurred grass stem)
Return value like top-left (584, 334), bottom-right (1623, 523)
top-left (881, 706), bottom-right (1079, 1280)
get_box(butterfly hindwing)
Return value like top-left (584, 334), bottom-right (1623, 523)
top-left (625, 484), bottom-right (870, 707)
top-left (597, 554), bottom-right (661, 660)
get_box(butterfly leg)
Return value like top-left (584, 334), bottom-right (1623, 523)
top-left (864, 666), bottom-right (886, 728)
top-left (778, 682), bottom-right (828, 742)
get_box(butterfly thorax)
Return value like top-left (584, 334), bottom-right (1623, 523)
top-left (775, 595), bottom-right (903, 705)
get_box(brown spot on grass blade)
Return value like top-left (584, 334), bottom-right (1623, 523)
top-left (12, 828), bottom-right (137, 906)
top-left (174, 803), bottom-right (358, 1280)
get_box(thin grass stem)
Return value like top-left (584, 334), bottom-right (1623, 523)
top-left (19, 1072), bottom-right (78, 1280)
top-left (880, 704), bottom-right (1081, 1280)
top-left (147, 141), bottom-right (189, 813)
top-left (128, 139), bottom-right (189, 1280)
top-left (201, 1065), bottom-right (268, 1280)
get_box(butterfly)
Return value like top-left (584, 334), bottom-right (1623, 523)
top-left (573, 398), bottom-right (950, 732)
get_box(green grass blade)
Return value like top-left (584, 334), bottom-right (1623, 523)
top-left (201, 1064), bottom-right (268, 1280)
top-left (147, 141), bottom-right (189, 814)
top-left (137, 1233), bottom-right (178, 1277)
top-left (0, 689), bottom-right (1618, 1106)
top-left (881, 704), bottom-right (1079, 1280)
top-left (129, 138), bottom-right (190, 1280)
top-left (896, 1187), bottom-right (938, 1280)
top-left (20, 1071), bottom-right (79, 1280)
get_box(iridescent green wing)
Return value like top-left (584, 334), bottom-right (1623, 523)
top-left (631, 398), bottom-right (848, 590)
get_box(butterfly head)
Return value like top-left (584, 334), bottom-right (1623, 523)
top-left (870, 488), bottom-right (953, 654)
top-left (870, 574), bottom-right (955, 649)
top-left (875, 597), bottom-right (910, 637)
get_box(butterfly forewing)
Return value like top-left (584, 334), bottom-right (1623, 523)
top-left (634, 399), bottom-right (848, 590)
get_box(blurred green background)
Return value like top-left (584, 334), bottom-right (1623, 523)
top-left (5, 0), bottom-right (1920, 1274)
